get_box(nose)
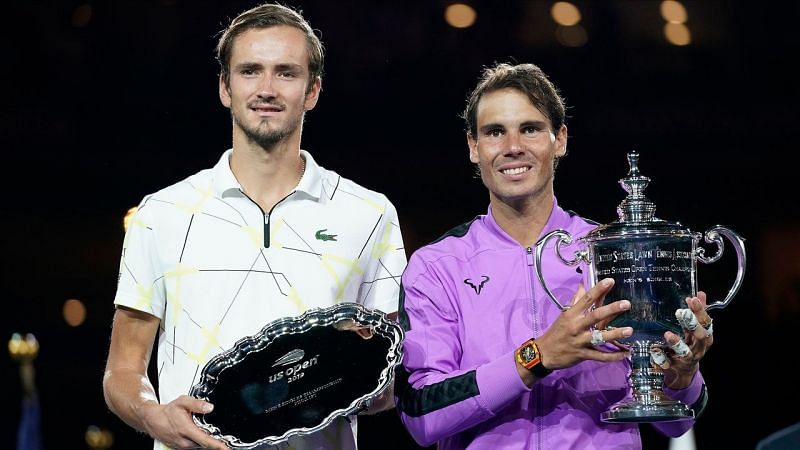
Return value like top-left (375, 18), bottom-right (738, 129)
top-left (256, 73), bottom-right (276, 99)
top-left (505, 131), bottom-right (525, 155)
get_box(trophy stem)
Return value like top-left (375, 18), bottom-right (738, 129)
top-left (600, 341), bottom-right (694, 423)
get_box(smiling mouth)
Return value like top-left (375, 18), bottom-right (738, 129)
top-left (250, 104), bottom-right (283, 113)
top-left (501, 167), bottom-right (530, 175)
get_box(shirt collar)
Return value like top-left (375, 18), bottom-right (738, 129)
top-left (484, 197), bottom-right (572, 247)
top-left (212, 149), bottom-right (323, 201)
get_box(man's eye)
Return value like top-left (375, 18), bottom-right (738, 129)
top-left (522, 126), bottom-right (539, 135)
top-left (279, 71), bottom-right (297, 78)
top-left (240, 69), bottom-right (257, 76)
top-left (486, 129), bottom-right (503, 137)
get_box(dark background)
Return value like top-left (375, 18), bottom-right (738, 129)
top-left (3, 1), bottom-right (799, 449)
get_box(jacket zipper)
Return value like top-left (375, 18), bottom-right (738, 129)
top-left (526, 245), bottom-right (544, 450)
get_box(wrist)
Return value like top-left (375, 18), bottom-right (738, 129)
top-left (134, 399), bottom-right (161, 435)
top-left (515, 338), bottom-right (552, 379)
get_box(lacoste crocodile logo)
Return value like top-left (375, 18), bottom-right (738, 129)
top-left (315, 229), bottom-right (337, 242)
top-left (464, 275), bottom-right (490, 295)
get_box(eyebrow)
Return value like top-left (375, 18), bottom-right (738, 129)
top-left (274, 63), bottom-right (304, 73)
top-left (233, 62), bottom-right (263, 72)
top-left (232, 62), bottom-right (305, 73)
top-left (519, 120), bottom-right (549, 129)
top-left (478, 120), bottom-right (549, 134)
top-left (478, 122), bottom-right (505, 134)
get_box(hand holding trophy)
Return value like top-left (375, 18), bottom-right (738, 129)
top-left (535, 151), bottom-right (745, 423)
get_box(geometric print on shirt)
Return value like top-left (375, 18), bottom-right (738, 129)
top-left (114, 149), bottom-right (407, 450)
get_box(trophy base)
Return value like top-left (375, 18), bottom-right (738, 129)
top-left (600, 397), bottom-right (694, 423)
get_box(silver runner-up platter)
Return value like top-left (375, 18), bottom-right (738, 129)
top-left (189, 303), bottom-right (404, 448)
top-left (535, 151), bottom-right (745, 423)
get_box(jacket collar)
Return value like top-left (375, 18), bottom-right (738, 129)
top-left (483, 197), bottom-right (573, 247)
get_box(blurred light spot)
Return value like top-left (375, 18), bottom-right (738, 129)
top-left (64, 299), bottom-right (87, 327)
top-left (551, 2), bottom-right (581, 26)
top-left (8, 333), bottom-right (39, 360)
top-left (123, 206), bottom-right (138, 232)
top-left (445, 3), bottom-right (477, 29)
top-left (71, 4), bottom-right (93, 28)
top-left (86, 425), bottom-right (114, 449)
top-left (664, 22), bottom-right (691, 46)
top-left (555, 25), bottom-right (588, 47)
top-left (660, 0), bottom-right (688, 24)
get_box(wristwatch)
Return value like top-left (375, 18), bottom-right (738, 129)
top-left (516, 338), bottom-right (553, 378)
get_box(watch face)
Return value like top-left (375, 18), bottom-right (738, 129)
top-left (521, 343), bottom-right (538, 363)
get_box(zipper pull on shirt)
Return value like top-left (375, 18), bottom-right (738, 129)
top-left (526, 246), bottom-right (534, 266)
top-left (264, 213), bottom-right (270, 248)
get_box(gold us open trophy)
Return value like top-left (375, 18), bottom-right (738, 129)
top-left (535, 151), bottom-right (745, 423)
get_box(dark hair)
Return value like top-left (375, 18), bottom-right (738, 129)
top-left (215, 3), bottom-right (324, 93)
top-left (462, 63), bottom-right (566, 138)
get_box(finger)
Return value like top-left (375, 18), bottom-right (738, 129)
top-left (588, 327), bottom-right (633, 350)
top-left (678, 297), bottom-right (713, 340)
top-left (176, 396), bottom-right (215, 415)
top-left (181, 426), bottom-right (228, 450)
top-left (664, 333), bottom-right (691, 358)
top-left (569, 283), bottom-right (587, 307)
top-left (584, 299), bottom-right (631, 328)
top-left (569, 280), bottom-right (616, 321)
top-left (197, 435), bottom-right (229, 450)
top-left (650, 346), bottom-right (670, 369)
top-left (589, 329), bottom-right (605, 346)
top-left (583, 278), bottom-right (614, 310)
top-left (675, 307), bottom-right (700, 333)
top-left (588, 327), bottom-right (632, 346)
top-left (581, 347), bottom-right (630, 363)
top-left (569, 279), bottom-right (613, 314)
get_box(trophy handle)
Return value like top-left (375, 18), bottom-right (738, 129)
top-left (535, 229), bottom-right (587, 311)
top-left (696, 225), bottom-right (747, 311)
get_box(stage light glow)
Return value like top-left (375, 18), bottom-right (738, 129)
top-left (555, 25), bottom-right (588, 47)
top-left (660, 0), bottom-right (688, 24)
top-left (64, 299), bottom-right (87, 327)
top-left (664, 22), bottom-right (691, 46)
top-left (71, 4), bottom-right (93, 28)
top-left (551, 2), bottom-right (581, 27)
top-left (123, 206), bottom-right (138, 232)
top-left (445, 3), bottom-right (477, 29)
top-left (8, 333), bottom-right (39, 360)
top-left (86, 425), bottom-right (114, 449)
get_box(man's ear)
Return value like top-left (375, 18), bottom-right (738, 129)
top-left (468, 133), bottom-right (479, 164)
top-left (219, 74), bottom-right (232, 108)
top-left (304, 77), bottom-right (322, 111)
top-left (555, 124), bottom-right (568, 157)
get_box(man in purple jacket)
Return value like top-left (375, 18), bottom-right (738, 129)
top-left (395, 63), bottom-right (714, 449)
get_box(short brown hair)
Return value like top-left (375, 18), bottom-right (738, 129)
top-left (462, 63), bottom-right (566, 138)
top-left (215, 3), bottom-right (324, 93)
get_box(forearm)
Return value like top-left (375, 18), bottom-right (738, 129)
top-left (397, 350), bottom-right (529, 446)
top-left (103, 368), bottom-right (159, 435)
top-left (651, 371), bottom-right (706, 437)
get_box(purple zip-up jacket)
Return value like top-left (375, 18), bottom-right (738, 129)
top-left (396, 200), bottom-right (704, 450)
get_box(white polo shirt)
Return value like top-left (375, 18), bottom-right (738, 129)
top-left (114, 149), bottom-right (407, 450)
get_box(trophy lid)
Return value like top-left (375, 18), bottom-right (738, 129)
top-left (585, 151), bottom-right (692, 240)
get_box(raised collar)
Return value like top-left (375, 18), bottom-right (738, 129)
top-left (212, 149), bottom-right (323, 201)
top-left (483, 197), bottom-right (573, 247)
